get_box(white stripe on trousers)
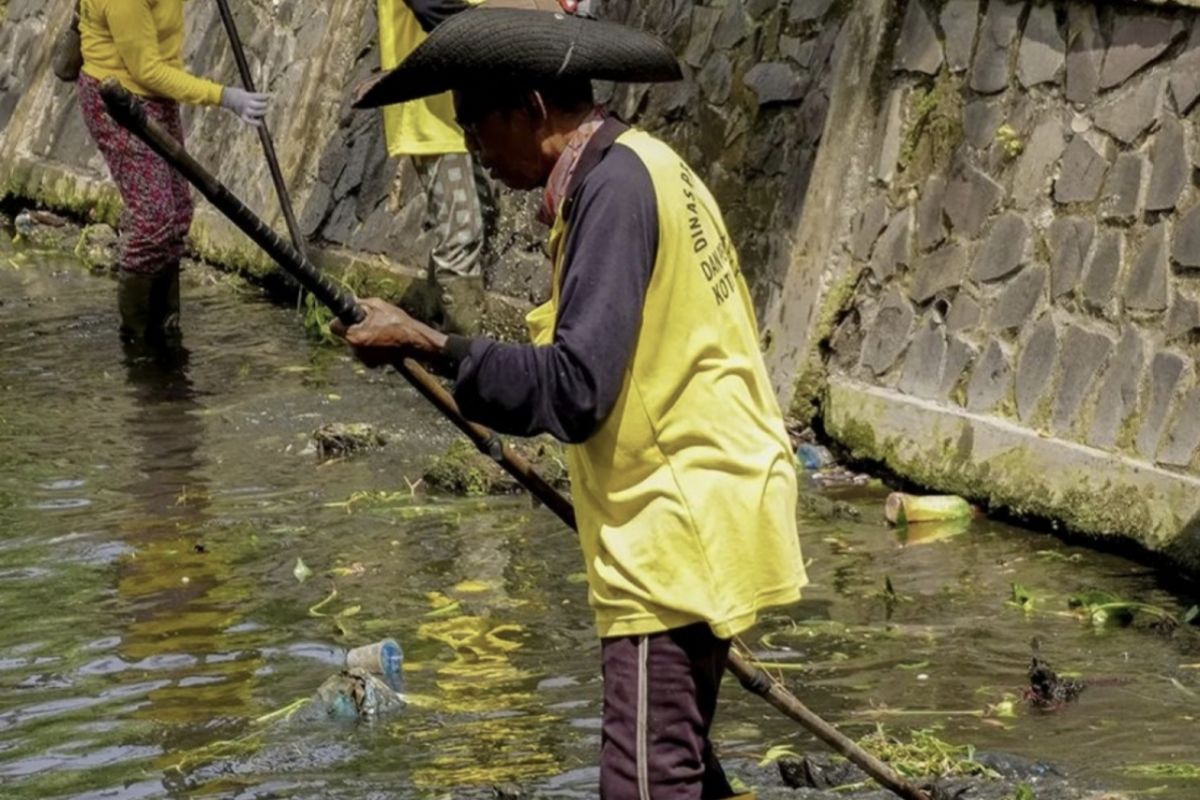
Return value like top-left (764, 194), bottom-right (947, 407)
top-left (636, 635), bottom-right (651, 800)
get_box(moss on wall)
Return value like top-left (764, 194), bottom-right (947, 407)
top-left (824, 382), bottom-right (1199, 570)
top-left (0, 156), bottom-right (541, 333)
top-left (898, 73), bottom-right (964, 186)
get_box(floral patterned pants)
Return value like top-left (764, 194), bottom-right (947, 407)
top-left (78, 73), bottom-right (192, 275)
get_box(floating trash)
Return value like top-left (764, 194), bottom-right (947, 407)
top-left (306, 667), bottom-right (405, 721)
top-left (288, 639), bottom-right (408, 723)
top-left (13, 210), bottom-right (36, 238)
top-left (346, 638), bottom-right (404, 692)
top-left (895, 517), bottom-right (971, 546)
top-left (885, 492), bottom-right (974, 525)
top-left (1025, 656), bottom-right (1085, 710)
top-left (796, 443), bottom-right (834, 470)
top-left (810, 468), bottom-right (871, 489)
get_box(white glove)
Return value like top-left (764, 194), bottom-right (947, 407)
top-left (220, 86), bottom-right (270, 126)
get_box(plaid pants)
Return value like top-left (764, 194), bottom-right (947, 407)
top-left (78, 73), bottom-right (193, 275)
top-left (412, 152), bottom-right (491, 280)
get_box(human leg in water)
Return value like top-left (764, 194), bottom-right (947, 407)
top-left (79, 73), bottom-right (193, 342)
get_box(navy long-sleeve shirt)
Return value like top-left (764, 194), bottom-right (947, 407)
top-left (445, 125), bottom-right (659, 444)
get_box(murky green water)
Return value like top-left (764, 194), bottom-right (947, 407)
top-left (1, 252), bottom-right (1198, 799)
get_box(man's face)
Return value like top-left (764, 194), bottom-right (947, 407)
top-left (454, 89), bottom-right (546, 191)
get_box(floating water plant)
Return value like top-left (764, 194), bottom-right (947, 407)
top-left (308, 584), bottom-right (362, 636)
top-left (1067, 590), bottom-right (1179, 629)
top-left (1009, 784), bottom-right (1035, 800)
top-left (1009, 583), bottom-right (1039, 614)
top-left (857, 725), bottom-right (1000, 779)
top-left (758, 743), bottom-right (800, 767)
top-left (1118, 762), bottom-right (1200, 778)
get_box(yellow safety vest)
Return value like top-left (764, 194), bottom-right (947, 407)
top-left (527, 129), bottom-right (807, 639)
top-left (377, 0), bottom-right (485, 157)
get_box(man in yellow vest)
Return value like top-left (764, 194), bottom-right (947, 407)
top-left (340, 8), bottom-right (805, 799)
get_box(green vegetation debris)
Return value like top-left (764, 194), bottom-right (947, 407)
top-left (1067, 590), bottom-right (1179, 629)
top-left (423, 600), bottom-right (463, 619)
top-left (1118, 762), bottom-right (1200, 778)
top-left (423, 437), bottom-right (569, 496)
top-left (985, 696), bottom-right (1018, 719)
top-left (758, 744), bottom-right (800, 767)
top-left (323, 489), bottom-right (447, 519)
top-left (301, 286), bottom-right (350, 344)
top-left (1009, 583), bottom-right (1038, 613)
top-left (1010, 784), bottom-right (1036, 800)
top-left (307, 584), bottom-right (361, 636)
top-left (858, 725), bottom-right (1000, 779)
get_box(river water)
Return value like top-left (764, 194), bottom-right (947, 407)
top-left (1, 251), bottom-right (1198, 799)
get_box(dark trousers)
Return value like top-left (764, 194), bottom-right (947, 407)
top-left (600, 623), bottom-right (735, 800)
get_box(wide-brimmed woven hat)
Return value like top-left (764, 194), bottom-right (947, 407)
top-left (352, 7), bottom-right (681, 109)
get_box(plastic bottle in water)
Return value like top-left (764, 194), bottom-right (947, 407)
top-left (345, 638), bottom-right (404, 692)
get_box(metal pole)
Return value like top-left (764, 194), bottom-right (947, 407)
top-left (213, 0), bottom-right (308, 259)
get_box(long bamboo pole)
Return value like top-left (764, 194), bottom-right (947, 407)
top-left (98, 78), bottom-right (929, 800)
top-left (213, 0), bottom-right (308, 259)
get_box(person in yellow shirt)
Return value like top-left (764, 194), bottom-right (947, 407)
top-left (77, 0), bottom-right (268, 344)
top-left (376, 0), bottom-right (491, 334)
top-left (375, 0), bottom-right (578, 333)
top-left (338, 8), bottom-right (805, 798)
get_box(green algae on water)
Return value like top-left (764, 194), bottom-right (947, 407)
top-left (1119, 763), bottom-right (1200, 778)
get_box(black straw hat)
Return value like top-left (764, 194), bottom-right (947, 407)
top-left (352, 7), bottom-right (682, 109)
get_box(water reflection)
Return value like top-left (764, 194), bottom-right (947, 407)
top-left (2, 261), bottom-right (1199, 798)
top-left (407, 522), bottom-right (569, 789)
top-left (113, 341), bottom-right (261, 743)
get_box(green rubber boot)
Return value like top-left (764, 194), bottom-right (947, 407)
top-left (117, 267), bottom-right (181, 344)
top-left (151, 266), bottom-right (182, 342)
top-left (117, 270), bottom-right (155, 343)
top-left (436, 273), bottom-right (486, 336)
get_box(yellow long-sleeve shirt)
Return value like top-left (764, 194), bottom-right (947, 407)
top-left (80, 0), bottom-right (223, 106)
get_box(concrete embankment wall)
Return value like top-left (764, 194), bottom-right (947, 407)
top-left (768, 0), bottom-right (1200, 570)
top-left (0, 0), bottom-right (839, 326)
top-left (7, 0), bottom-right (1200, 570)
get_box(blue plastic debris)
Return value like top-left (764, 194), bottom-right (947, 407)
top-left (796, 443), bottom-right (834, 470)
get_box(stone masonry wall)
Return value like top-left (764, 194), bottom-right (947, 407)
top-left (819, 0), bottom-right (1200, 567)
top-left (593, 0), bottom-right (849, 313)
top-left (0, 0), bottom-right (842, 320)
